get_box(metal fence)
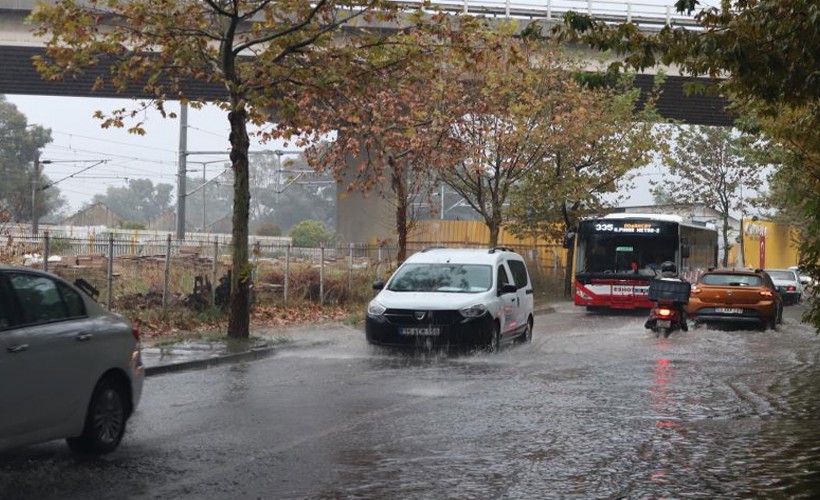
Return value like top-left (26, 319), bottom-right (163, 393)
top-left (0, 231), bottom-right (567, 311)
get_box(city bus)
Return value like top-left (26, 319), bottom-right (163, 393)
top-left (570, 213), bottom-right (718, 309)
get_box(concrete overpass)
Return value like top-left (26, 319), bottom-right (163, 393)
top-left (0, 0), bottom-right (732, 127)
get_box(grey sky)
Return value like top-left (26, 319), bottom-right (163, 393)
top-left (7, 93), bottom-right (664, 216)
top-left (7, 94), bottom-right (283, 214)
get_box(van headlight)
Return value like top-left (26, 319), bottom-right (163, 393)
top-left (460, 303), bottom-right (487, 318)
top-left (367, 301), bottom-right (386, 316)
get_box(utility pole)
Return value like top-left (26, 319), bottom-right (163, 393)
top-left (202, 162), bottom-right (206, 232)
top-left (176, 102), bottom-right (188, 240)
top-left (31, 153), bottom-right (40, 235)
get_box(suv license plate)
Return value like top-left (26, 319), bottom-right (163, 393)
top-left (716, 307), bottom-right (743, 314)
top-left (400, 327), bottom-right (440, 336)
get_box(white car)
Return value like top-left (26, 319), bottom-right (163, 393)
top-left (765, 268), bottom-right (803, 305)
top-left (365, 247), bottom-right (534, 351)
top-left (0, 266), bottom-right (144, 454)
top-left (788, 265), bottom-right (815, 289)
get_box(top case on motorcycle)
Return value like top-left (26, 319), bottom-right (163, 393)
top-left (647, 278), bottom-right (691, 304)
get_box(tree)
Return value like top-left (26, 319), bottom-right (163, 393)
top-left (92, 178), bottom-right (174, 223)
top-left (552, 0), bottom-right (820, 329)
top-left (650, 125), bottom-right (763, 267)
top-left (289, 220), bottom-right (332, 248)
top-left (438, 29), bottom-right (600, 248)
top-left (297, 12), bottom-right (472, 263)
top-left (32, 0), bottom-right (399, 339)
top-left (0, 95), bottom-right (64, 224)
top-left (505, 74), bottom-right (665, 295)
top-left (248, 154), bottom-right (335, 232)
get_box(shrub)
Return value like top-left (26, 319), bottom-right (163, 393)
top-left (289, 220), bottom-right (332, 247)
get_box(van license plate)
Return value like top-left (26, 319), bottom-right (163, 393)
top-left (716, 307), bottom-right (743, 314)
top-left (400, 327), bottom-right (440, 336)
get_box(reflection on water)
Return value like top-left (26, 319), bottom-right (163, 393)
top-left (314, 316), bottom-right (820, 499)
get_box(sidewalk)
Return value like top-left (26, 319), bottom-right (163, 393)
top-left (141, 302), bottom-right (559, 376)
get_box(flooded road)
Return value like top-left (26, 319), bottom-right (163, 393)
top-left (2, 302), bottom-right (819, 499)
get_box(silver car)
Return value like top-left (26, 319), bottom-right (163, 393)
top-left (0, 266), bottom-right (144, 454)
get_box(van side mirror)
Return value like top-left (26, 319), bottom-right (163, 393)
top-left (372, 280), bottom-right (385, 290)
top-left (498, 283), bottom-right (517, 296)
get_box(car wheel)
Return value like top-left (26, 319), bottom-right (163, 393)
top-left (486, 322), bottom-right (501, 353)
top-left (764, 313), bottom-right (777, 331)
top-left (67, 377), bottom-right (128, 455)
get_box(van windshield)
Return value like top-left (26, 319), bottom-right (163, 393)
top-left (387, 263), bottom-right (492, 293)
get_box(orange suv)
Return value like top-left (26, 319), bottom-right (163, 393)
top-left (687, 268), bottom-right (783, 330)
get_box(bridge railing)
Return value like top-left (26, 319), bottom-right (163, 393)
top-left (393, 0), bottom-right (711, 28)
top-left (3, 0), bottom-right (715, 29)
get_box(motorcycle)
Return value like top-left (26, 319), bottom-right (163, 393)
top-left (646, 300), bottom-right (685, 338)
top-left (645, 277), bottom-right (691, 338)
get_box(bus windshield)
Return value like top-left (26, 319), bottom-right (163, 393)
top-left (581, 233), bottom-right (677, 275)
top-left (576, 219), bottom-right (681, 276)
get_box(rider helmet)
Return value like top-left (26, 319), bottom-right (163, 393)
top-left (661, 261), bottom-right (677, 274)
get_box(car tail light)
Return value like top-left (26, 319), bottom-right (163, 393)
top-left (657, 307), bottom-right (673, 317)
top-left (760, 290), bottom-right (774, 298)
top-left (787, 285), bottom-right (796, 292)
top-left (132, 325), bottom-right (141, 342)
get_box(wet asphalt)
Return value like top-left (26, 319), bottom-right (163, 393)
top-left (1, 301), bottom-right (819, 499)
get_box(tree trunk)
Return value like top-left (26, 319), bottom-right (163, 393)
top-left (227, 106), bottom-right (251, 339)
top-left (561, 204), bottom-right (574, 297)
top-left (564, 243), bottom-right (575, 298)
top-left (487, 210), bottom-right (501, 247)
top-left (722, 215), bottom-right (730, 267)
top-left (391, 163), bottom-right (408, 264)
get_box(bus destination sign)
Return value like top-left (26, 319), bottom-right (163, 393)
top-left (592, 221), bottom-right (662, 234)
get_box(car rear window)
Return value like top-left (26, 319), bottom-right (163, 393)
top-left (766, 270), bottom-right (796, 281)
top-left (700, 274), bottom-right (763, 287)
top-left (387, 263), bottom-right (492, 293)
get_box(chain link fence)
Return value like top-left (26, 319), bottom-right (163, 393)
top-left (0, 231), bottom-right (567, 311)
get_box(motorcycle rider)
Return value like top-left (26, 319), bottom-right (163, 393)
top-left (645, 260), bottom-right (690, 332)
top-left (659, 261), bottom-right (688, 331)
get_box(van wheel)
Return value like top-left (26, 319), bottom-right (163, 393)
top-left (67, 377), bottom-right (128, 455)
top-left (520, 318), bottom-right (533, 344)
top-left (487, 322), bottom-right (501, 353)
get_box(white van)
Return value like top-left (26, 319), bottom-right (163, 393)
top-left (365, 247), bottom-right (534, 351)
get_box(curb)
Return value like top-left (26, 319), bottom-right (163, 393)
top-left (143, 307), bottom-right (559, 376)
top-left (144, 345), bottom-right (278, 377)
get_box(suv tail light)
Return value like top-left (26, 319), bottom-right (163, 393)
top-left (759, 290), bottom-right (774, 298)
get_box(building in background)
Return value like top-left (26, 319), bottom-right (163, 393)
top-left (60, 203), bottom-right (125, 228)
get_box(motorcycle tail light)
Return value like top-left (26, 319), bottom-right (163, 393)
top-left (657, 307), bottom-right (673, 317)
